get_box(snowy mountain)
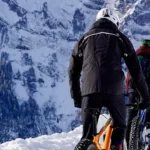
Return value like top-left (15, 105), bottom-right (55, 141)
top-left (121, 0), bottom-right (150, 49)
top-left (0, 0), bottom-right (149, 143)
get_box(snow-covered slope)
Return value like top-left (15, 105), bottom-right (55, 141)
top-left (0, 0), bottom-right (149, 143)
top-left (0, 124), bottom-right (81, 150)
top-left (0, 115), bottom-right (149, 150)
top-left (0, 115), bottom-right (107, 150)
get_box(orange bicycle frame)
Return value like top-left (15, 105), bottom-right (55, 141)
top-left (93, 117), bottom-right (113, 150)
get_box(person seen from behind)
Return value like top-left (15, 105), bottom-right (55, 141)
top-left (126, 39), bottom-right (150, 149)
top-left (68, 8), bottom-right (150, 150)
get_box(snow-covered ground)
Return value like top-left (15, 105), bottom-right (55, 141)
top-left (0, 115), bottom-right (108, 150)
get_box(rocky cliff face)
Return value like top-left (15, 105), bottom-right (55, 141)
top-left (0, 0), bottom-right (149, 142)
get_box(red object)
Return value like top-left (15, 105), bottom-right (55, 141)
top-left (126, 45), bottom-right (150, 91)
top-left (136, 45), bottom-right (150, 55)
top-left (119, 144), bottom-right (123, 150)
top-left (126, 72), bottom-right (130, 91)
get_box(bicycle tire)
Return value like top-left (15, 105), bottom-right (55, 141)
top-left (74, 139), bottom-right (97, 150)
top-left (128, 115), bottom-right (145, 150)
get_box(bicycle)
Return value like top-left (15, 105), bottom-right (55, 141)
top-left (127, 101), bottom-right (148, 150)
top-left (75, 108), bottom-right (127, 150)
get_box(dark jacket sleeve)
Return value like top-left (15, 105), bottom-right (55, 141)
top-left (68, 37), bottom-right (83, 107)
top-left (121, 34), bottom-right (150, 103)
top-left (127, 75), bottom-right (136, 94)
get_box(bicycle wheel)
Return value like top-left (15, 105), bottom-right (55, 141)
top-left (74, 139), bottom-right (97, 150)
top-left (128, 115), bottom-right (145, 150)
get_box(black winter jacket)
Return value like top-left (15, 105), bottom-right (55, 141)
top-left (68, 18), bottom-right (150, 107)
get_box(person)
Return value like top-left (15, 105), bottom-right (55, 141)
top-left (68, 8), bottom-right (150, 150)
top-left (126, 39), bottom-right (150, 148)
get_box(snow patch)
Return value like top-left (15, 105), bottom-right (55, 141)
top-left (0, 1), bottom-right (19, 25)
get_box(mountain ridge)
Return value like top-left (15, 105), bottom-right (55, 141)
top-left (0, 0), bottom-right (149, 142)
